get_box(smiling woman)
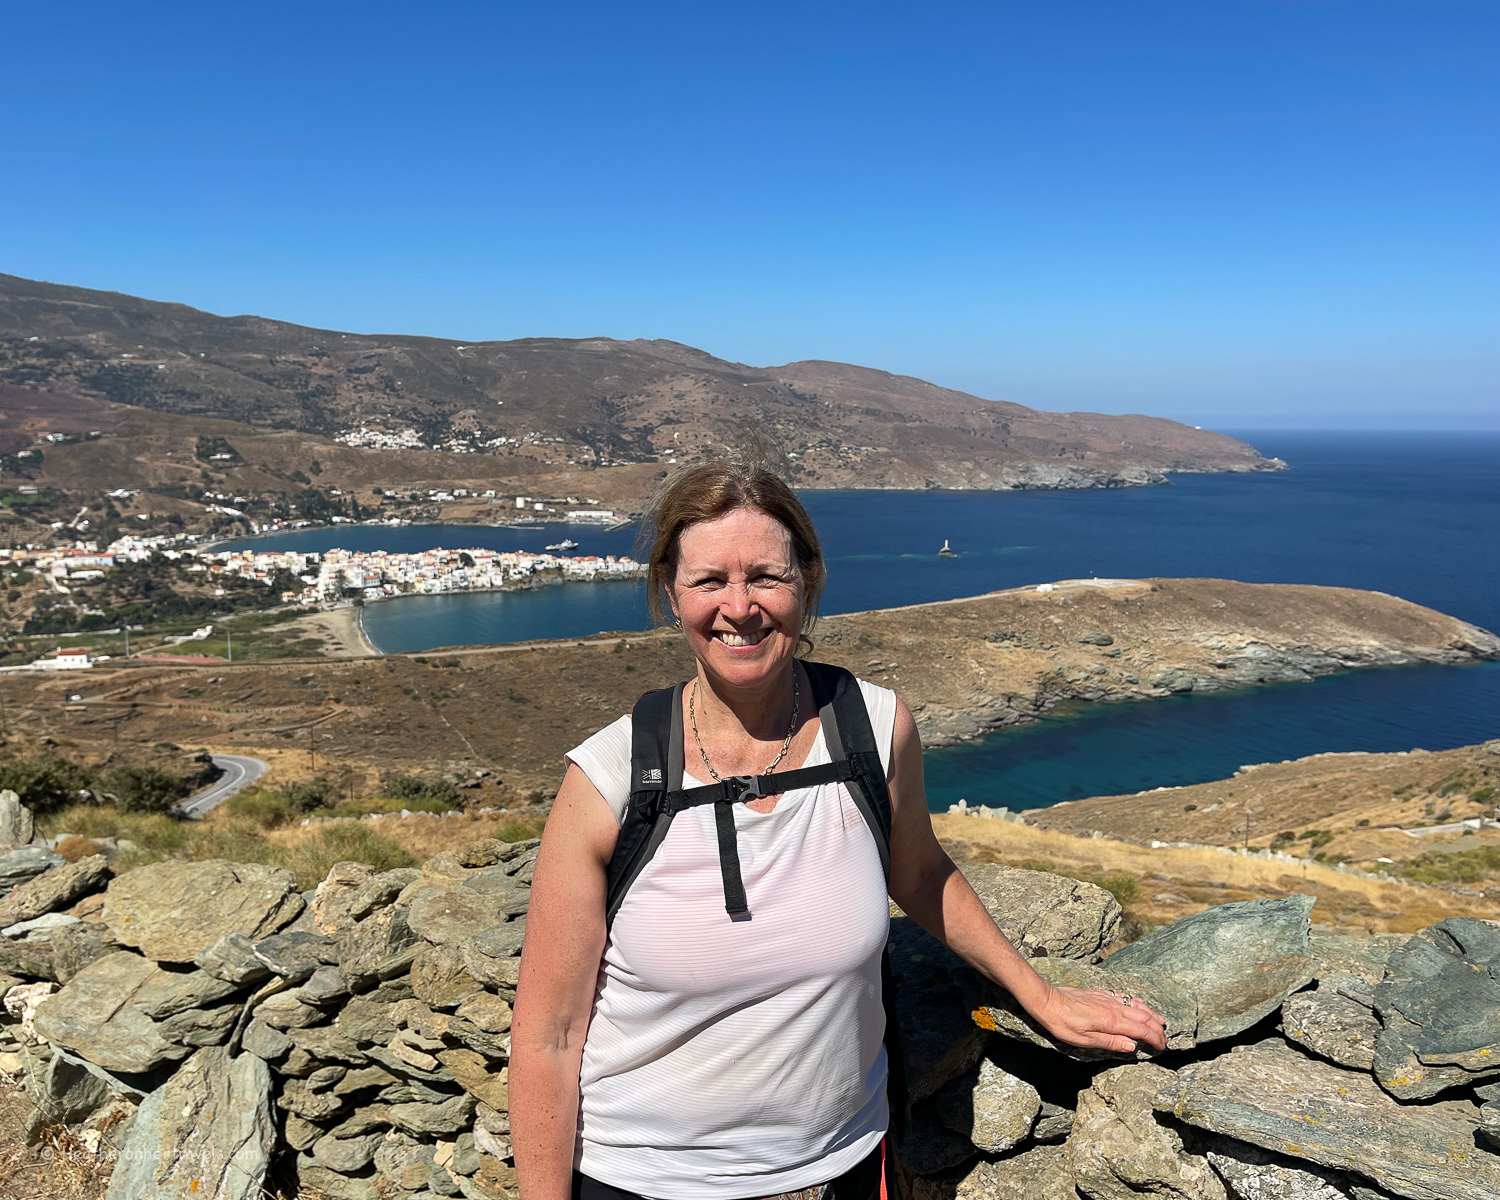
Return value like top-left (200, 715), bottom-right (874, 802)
top-left (508, 451), bottom-right (1168, 1200)
top-left (646, 461), bottom-right (825, 765)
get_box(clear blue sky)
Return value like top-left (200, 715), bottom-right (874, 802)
top-left (2, 2), bottom-right (1495, 430)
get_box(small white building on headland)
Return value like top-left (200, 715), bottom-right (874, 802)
top-left (40, 649), bottom-right (94, 670)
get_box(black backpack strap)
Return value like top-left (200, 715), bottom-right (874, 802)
top-left (803, 661), bottom-right (891, 879)
top-left (603, 683), bottom-right (684, 929)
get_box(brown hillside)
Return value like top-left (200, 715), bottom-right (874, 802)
top-left (0, 273), bottom-right (1282, 497)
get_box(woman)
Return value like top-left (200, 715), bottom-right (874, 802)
top-left (511, 459), bottom-right (1166, 1200)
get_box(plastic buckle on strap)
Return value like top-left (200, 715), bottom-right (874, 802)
top-left (727, 775), bottom-right (762, 804)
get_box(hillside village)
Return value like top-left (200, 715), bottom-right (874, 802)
top-left (16, 539), bottom-right (641, 604)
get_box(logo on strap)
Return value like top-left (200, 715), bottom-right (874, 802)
top-left (640, 768), bottom-right (662, 785)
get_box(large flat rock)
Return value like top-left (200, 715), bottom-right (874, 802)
top-left (890, 864), bottom-right (1124, 1101)
top-left (407, 885), bottom-right (518, 949)
top-left (1156, 1041), bottom-right (1495, 1200)
top-left (32, 952), bottom-right (198, 1074)
top-left (0, 844), bottom-right (64, 893)
top-left (961, 863), bottom-right (1121, 962)
top-left (0, 854), bottom-right (110, 928)
top-left (1309, 927), bottom-right (1408, 985)
top-left (104, 1044), bottom-right (275, 1200)
top-left (1104, 895), bottom-right (1316, 1041)
top-left (1372, 917), bottom-right (1500, 1100)
top-left (104, 859), bottom-right (302, 963)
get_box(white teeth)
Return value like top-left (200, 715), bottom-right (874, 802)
top-left (717, 631), bottom-right (767, 647)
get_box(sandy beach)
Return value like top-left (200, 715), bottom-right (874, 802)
top-left (297, 605), bottom-right (381, 657)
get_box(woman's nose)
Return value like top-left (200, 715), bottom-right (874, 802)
top-left (720, 581), bottom-right (755, 617)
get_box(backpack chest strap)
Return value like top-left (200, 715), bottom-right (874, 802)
top-left (661, 759), bottom-right (857, 813)
top-left (648, 758), bottom-right (860, 918)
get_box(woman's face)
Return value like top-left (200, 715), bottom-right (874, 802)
top-left (669, 507), bottom-right (805, 691)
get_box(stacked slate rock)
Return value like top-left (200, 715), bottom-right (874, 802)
top-left (2, 774), bottom-right (1498, 1200)
top-left (0, 794), bottom-right (532, 1200)
top-left (892, 870), bottom-right (1499, 1200)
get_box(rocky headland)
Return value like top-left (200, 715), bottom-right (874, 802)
top-left (815, 577), bottom-right (1500, 750)
top-left (0, 779), bottom-right (1497, 1200)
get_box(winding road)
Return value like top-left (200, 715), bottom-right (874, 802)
top-left (176, 753), bottom-right (269, 818)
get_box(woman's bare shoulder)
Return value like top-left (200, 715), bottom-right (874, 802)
top-left (564, 714), bottom-right (634, 825)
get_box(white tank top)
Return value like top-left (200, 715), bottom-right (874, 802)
top-left (565, 679), bottom-right (898, 1199)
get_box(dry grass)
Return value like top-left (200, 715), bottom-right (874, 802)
top-left (0, 1081), bottom-right (113, 1200)
top-left (37, 804), bottom-right (422, 890)
top-left (933, 813), bottom-right (1500, 933)
top-left (264, 810), bottom-right (545, 862)
top-left (1027, 742), bottom-right (1500, 872)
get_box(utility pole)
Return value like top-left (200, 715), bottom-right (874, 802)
top-left (1242, 808), bottom-right (1256, 851)
top-left (227, 630), bottom-right (232, 663)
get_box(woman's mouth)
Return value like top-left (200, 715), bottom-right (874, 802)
top-left (715, 630), bottom-right (768, 647)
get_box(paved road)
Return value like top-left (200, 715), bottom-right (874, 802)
top-left (177, 754), bottom-right (269, 819)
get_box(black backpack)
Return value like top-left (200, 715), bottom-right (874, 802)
top-left (602, 660), bottom-right (908, 1148)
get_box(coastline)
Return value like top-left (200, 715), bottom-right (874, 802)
top-left (355, 605), bottom-right (379, 656)
top-left (203, 466), bottom-right (1300, 552)
top-left (298, 605), bottom-right (381, 657)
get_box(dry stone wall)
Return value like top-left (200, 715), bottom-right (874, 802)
top-left (0, 779), bottom-right (1496, 1200)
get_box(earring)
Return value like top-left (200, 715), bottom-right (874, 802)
top-left (673, 619), bottom-right (682, 630)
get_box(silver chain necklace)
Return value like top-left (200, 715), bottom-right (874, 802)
top-left (689, 671), bottom-right (800, 783)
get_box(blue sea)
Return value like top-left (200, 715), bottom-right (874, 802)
top-left (233, 432), bottom-right (1500, 810)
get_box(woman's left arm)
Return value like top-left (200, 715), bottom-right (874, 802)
top-left (884, 698), bottom-right (1167, 1055)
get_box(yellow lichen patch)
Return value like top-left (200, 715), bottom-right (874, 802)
top-left (972, 1007), bottom-right (997, 1032)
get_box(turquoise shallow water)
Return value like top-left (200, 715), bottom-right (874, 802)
top-left (237, 432), bottom-right (1500, 808)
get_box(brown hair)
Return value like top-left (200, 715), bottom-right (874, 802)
top-left (641, 456), bottom-right (826, 638)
